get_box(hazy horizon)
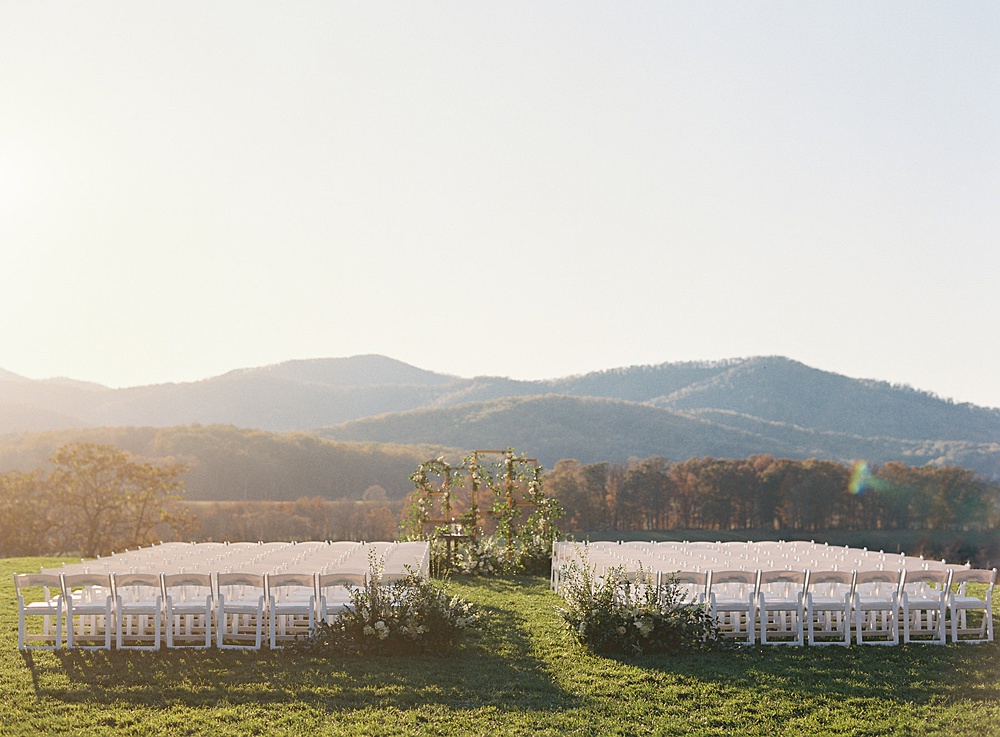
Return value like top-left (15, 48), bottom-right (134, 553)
top-left (3, 3), bottom-right (998, 407)
top-left (4, 352), bottom-right (999, 412)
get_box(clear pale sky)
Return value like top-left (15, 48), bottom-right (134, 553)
top-left (2, 3), bottom-right (998, 407)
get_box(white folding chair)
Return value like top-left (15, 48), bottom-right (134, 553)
top-left (758, 570), bottom-right (807, 646)
top-left (900, 569), bottom-right (950, 645)
top-left (382, 542), bottom-right (431, 578)
top-left (14, 573), bottom-right (63, 650)
top-left (162, 573), bottom-right (214, 649)
top-left (317, 572), bottom-right (365, 624)
top-left (947, 568), bottom-right (995, 644)
top-left (657, 570), bottom-right (709, 607)
top-left (62, 573), bottom-right (114, 650)
top-left (805, 570), bottom-right (854, 646)
top-left (112, 573), bottom-right (162, 650)
top-left (216, 572), bottom-right (266, 649)
top-left (853, 570), bottom-right (901, 645)
top-left (267, 573), bottom-right (316, 649)
top-left (708, 570), bottom-right (759, 645)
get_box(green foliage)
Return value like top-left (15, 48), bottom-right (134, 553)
top-left (433, 531), bottom-right (554, 577)
top-left (434, 534), bottom-right (503, 576)
top-left (556, 557), bottom-right (722, 656)
top-left (300, 553), bottom-right (480, 656)
top-left (403, 456), bottom-right (464, 539)
top-left (405, 449), bottom-right (562, 576)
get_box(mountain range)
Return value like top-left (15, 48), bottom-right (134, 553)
top-left (2, 355), bottom-right (999, 478)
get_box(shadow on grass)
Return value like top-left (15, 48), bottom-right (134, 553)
top-left (619, 637), bottom-right (1000, 706)
top-left (20, 581), bottom-right (578, 715)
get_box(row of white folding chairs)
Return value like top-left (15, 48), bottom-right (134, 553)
top-left (557, 540), bottom-right (956, 564)
top-left (551, 555), bottom-right (957, 596)
top-left (14, 567), bottom-right (416, 651)
top-left (574, 566), bottom-right (995, 647)
top-left (552, 541), bottom-right (961, 590)
top-left (585, 540), bottom-right (924, 555)
top-left (43, 541), bottom-right (431, 581)
top-left (558, 540), bottom-right (958, 566)
top-left (46, 541), bottom-right (365, 576)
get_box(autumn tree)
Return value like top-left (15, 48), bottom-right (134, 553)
top-left (362, 484), bottom-right (389, 501)
top-left (774, 459), bottom-right (849, 531)
top-left (616, 457), bottom-right (671, 530)
top-left (545, 460), bottom-right (605, 531)
top-left (47, 443), bottom-right (194, 557)
top-left (544, 460), bottom-right (584, 528)
top-left (872, 463), bottom-right (995, 531)
top-left (749, 455), bottom-right (783, 529)
top-left (670, 457), bottom-right (719, 529)
top-left (0, 469), bottom-right (55, 556)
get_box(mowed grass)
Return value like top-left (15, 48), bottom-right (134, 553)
top-left (1, 558), bottom-right (998, 736)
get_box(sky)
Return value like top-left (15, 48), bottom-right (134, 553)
top-left (2, 3), bottom-right (999, 407)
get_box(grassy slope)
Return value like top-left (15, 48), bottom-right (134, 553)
top-left (1, 559), bottom-right (998, 736)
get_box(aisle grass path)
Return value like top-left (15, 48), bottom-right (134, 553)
top-left (1, 558), bottom-right (998, 735)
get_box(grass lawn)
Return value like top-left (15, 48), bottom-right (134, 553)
top-left (1, 557), bottom-right (998, 736)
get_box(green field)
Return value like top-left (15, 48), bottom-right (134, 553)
top-left (2, 558), bottom-right (998, 736)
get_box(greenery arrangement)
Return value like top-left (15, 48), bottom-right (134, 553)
top-left (556, 556), bottom-right (722, 656)
top-left (433, 529), bottom-right (554, 577)
top-left (300, 554), bottom-right (480, 656)
top-left (403, 449), bottom-right (563, 576)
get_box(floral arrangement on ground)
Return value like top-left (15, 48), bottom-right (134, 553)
top-left (299, 555), bottom-right (481, 656)
top-left (431, 532), bottom-right (553, 577)
top-left (556, 557), bottom-right (725, 656)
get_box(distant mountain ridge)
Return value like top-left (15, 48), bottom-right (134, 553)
top-left (1, 354), bottom-right (998, 478)
top-left (224, 355), bottom-right (458, 387)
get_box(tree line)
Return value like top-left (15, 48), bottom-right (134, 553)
top-left (545, 455), bottom-right (1000, 533)
top-left (4, 442), bottom-right (997, 560)
top-left (0, 442), bottom-right (406, 558)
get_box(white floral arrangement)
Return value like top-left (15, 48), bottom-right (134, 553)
top-left (301, 552), bottom-right (480, 655)
top-left (556, 553), bottom-right (723, 656)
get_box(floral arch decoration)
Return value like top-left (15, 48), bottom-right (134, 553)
top-left (405, 448), bottom-right (561, 556)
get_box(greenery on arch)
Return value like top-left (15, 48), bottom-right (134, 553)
top-left (402, 448), bottom-right (563, 576)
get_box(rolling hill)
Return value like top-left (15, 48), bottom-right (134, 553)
top-left (1, 354), bottom-right (998, 480)
top-left (317, 394), bottom-right (1000, 476)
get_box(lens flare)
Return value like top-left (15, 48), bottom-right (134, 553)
top-left (849, 461), bottom-right (871, 495)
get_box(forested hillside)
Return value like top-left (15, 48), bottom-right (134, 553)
top-left (652, 357), bottom-right (1000, 442)
top-left (0, 425), bottom-right (457, 502)
top-left (319, 395), bottom-right (1000, 478)
top-left (319, 395), bottom-right (795, 464)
